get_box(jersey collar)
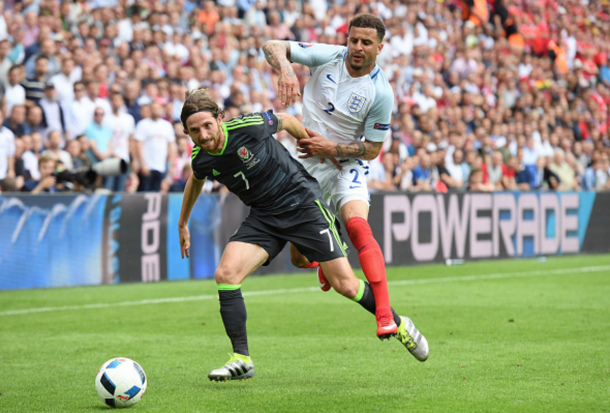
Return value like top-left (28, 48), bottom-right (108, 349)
top-left (207, 122), bottom-right (229, 156)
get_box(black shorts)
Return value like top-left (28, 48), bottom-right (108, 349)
top-left (229, 199), bottom-right (348, 266)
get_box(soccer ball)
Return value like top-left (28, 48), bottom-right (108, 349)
top-left (95, 358), bottom-right (147, 408)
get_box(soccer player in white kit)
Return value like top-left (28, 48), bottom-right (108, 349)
top-left (263, 14), bottom-right (428, 360)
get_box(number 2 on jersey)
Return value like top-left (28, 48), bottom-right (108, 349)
top-left (324, 102), bottom-right (335, 115)
top-left (233, 171), bottom-right (250, 190)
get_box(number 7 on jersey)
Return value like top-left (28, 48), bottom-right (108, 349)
top-left (233, 171), bottom-right (250, 190)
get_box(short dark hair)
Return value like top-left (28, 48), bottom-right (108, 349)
top-left (348, 13), bottom-right (386, 42)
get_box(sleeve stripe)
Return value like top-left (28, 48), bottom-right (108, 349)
top-left (224, 115), bottom-right (263, 126)
top-left (225, 121), bottom-right (264, 131)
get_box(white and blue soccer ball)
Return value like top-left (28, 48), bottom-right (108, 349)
top-left (95, 357), bottom-right (147, 408)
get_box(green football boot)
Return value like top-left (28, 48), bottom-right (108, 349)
top-left (208, 353), bottom-right (254, 382)
top-left (396, 316), bottom-right (429, 362)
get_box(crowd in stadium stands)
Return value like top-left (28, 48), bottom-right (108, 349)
top-left (0, 0), bottom-right (609, 195)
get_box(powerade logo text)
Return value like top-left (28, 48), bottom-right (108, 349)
top-left (383, 193), bottom-right (584, 263)
top-left (142, 194), bottom-right (162, 282)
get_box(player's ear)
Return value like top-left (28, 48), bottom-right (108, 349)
top-left (377, 41), bottom-right (384, 56)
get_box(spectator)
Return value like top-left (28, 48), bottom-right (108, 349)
top-left (76, 134), bottom-right (96, 166)
top-left (21, 55), bottom-right (49, 105)
top-left (66, 81), bottom-right (93, 138)
top-left (468, 167), bottom-right (495, 192)
top-left (445, 148), bottom-right (465, 188)
top-left (83, 80), bottom-right (111, 119)
top-left (123, 81), bottom-right (141, 123)
top-left (24, 39), bottom-right (60, 78)
top-left (0, 39), bottom-right (11, 86)
top-left (0, 108), bottom-right (16, 185)
top-left (412, 153), bottom-right (433, 192)
top-left (487, 151), bottom-right (504, 190)
top-left (41, 130), bottom-right (72, 170)
top-left (65, 139), bottom-right (90, 171)
top-left (103, 92), bottom-right (134, 192)
top-left (24, 104), bottom-right (44, 138)
top-left (434, 150), bottom-right (459, 192)
top-left (169, 136), bottom-right (192, 183)
top-left (369, 151), bottom-right (398, 192)
top-left (513, 151), bottom-right (532, 191)
top-left (50, 57), bottom-right (79, 104)
top-left (20, 134), bottom-right (40, 180)
top-left (549, 149), bottom-right (579, 191)
top-left (502, 156), bottom-right (518, 190)
top-left (85, 108), bottom-right (113, 164)
top-left (396, 156), bottom-right (418, 191)
top-left (4, 65), bottom-right (26, 116)
top-left (134, 102), bottom-right (175, 192)
top-left (22, 155), bottom-right (59, 194)
top-left (12, 137), bottom-right (26, 190)
top-left (168, 163), bottom-right (193, 193)
top-left (8, 27), bottom-right (25, 65)
top-left (2, 104), bottom-right (27, 137)
top-left (38, 83), bottom-right (67, 143)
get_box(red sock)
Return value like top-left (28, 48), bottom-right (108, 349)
top-left (346, 217), bottom-right (391, 314)
top-left (299, 261), bottom-right (319, 269)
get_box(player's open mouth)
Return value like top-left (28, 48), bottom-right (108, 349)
top-left (200, 138), bottom-right (213, 147)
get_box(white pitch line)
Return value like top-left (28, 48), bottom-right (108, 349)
top-left (1, 265), bottom-right (609, 317)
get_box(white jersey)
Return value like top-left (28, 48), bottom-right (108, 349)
top-left (289, 42), bottom-right (393, 212)
top-left (289, 42), bottom-right (393, 145)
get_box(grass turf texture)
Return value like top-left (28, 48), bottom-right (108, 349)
top-left (1, 255), bottom-right (609, 412)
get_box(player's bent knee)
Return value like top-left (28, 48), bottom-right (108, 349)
top-left (214, 265), bottom-right (240, 285)
top-left (332, 278), bottom-right (359, 300)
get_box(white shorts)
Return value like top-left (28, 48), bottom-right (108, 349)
top-left (300, 156), bottom-right (370, 215)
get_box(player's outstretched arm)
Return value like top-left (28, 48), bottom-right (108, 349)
top-left (276, 112), bottom-right (308, 140)
top-left (262, 41), bottom-right (301, 107)
top-left (178, 174), bottom-right (206, 259)
top-left (299, 128), bottom-right (384, 161)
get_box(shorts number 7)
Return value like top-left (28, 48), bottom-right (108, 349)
top-left (319, 229), bottom-right (334, 252)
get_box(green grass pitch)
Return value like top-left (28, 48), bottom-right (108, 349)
top-left (1, 255), bottom-right (609, 412)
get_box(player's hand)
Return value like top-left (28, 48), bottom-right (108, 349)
top-left (319, 157), bottom-right (342, 170)
top-left (179, 225), bottom-right (191, 259)
top-left (141, 165), bottom-right (151, 177)
top-left (297, 128), bottom-right (332, 158)
top-left (278, 68), bottom-right (301, 107)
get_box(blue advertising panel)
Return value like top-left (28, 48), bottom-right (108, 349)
top-left (1, 191), bottom-right (608, 290)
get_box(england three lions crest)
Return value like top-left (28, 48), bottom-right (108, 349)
top-left (347, 93), bottom-right (366, 113)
